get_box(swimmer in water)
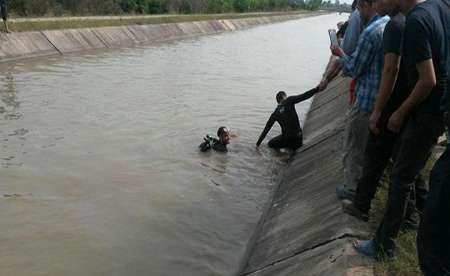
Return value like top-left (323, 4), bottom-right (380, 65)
top-left (199, 127), bottom-right (231, 152)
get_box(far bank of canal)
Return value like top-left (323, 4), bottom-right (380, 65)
top-left (0, 11), bottom-right (326, 62)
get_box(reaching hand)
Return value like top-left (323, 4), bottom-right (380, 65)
top-left (318, 78), bottom-right (328, 92)
top-left (369, 110), bottom-right (381, 135)
top-left (388, 110), bottom-right (406, 133)
top-left (330, 45), bottom-right (344, 57)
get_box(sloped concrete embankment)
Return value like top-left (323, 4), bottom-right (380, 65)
top-left (0, 13), bottom-right (320, 62)
top-left (240, 78), bottom-right (374, 276)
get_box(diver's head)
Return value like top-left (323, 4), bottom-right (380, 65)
top-left (276, 91), bottom-right (287, 104)
top-left (217, 126), bottom-right (230, 145)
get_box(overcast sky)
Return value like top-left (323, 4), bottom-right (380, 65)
top-left (338, 0), bottom-right (354, 4)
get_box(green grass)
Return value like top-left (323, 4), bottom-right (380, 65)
top-left (371, 155), bottom-right (439, 276)
top-left (7, 11), bottom-right (311, 32)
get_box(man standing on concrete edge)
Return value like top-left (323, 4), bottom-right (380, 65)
top-left (323, 0), bottom-right (389, 200)
top-left (341, 0), bottom-right (426, 231)
top-left (0, 0), bottom-right (9, 33)
top-left (408, 0), bottom-right (450, 273)
top-left (353, 0), bottom-right (448, 263)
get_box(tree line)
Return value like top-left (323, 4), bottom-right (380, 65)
top-left (8, 0), bottom-right (322, 17)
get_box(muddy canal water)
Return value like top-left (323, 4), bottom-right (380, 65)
top-left (0, 14), bottom-right (346, 276)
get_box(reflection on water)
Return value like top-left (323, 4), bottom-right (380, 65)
top-left (0, 70), bottom-right (27, 168)
top-left (1, 71), bottom-right (21, 119)
top-left (0, 14), bottom-right (347, 276)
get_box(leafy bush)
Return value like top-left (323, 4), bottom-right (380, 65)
top-left (8, 0), bottom-right (320, 16)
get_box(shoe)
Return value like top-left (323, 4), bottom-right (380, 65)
top-left (336, 185), bottom-right (356, 201)
top-left (342, 200), bottom-right (369, 222)
top-left (353, 240), bottom-right (378, 258)
top-left (353, 240), bottom-right (396, 261)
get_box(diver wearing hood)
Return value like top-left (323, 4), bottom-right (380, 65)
top-left (199, 127), bottom-right (230, 152)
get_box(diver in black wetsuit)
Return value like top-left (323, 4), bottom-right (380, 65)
top-left (256, 87), bottom-right (319, 151)
top-left (199, 127), bottom-right (230, 152)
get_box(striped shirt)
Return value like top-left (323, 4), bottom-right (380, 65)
top-left (341, 15), bottom-right (390, 113)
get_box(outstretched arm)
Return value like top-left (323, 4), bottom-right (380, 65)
top-left (290, 87), bottom-right (320, 104)
top-left (256, 115), bottom-right (275, 147)
top-left (318, 56), bottom-right (342, 91)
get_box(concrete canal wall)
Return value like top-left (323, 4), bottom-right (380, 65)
top-left (0, 13), bottom-right (323, 62)
top-left (240, 78), bottom-right (374, 276)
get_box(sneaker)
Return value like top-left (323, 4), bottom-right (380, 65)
top-left (354, 240), bottom-right (397, 261)
top-left (342, 200), bottom-right (369, 222)
top-left (336, 185), bottom-right (356, 201)
top-left (353, 239), bottom-right (378, 258)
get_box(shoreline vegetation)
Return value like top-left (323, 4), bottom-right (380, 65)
top-left (4, 0), bottom-right (323, 32)
top-left (6, 11), bottom-right (313, 32)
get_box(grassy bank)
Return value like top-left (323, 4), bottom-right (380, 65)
top-left (6, 11), bottom-right (313, 32)
top-left (371, 153), bottom-right (442, 276)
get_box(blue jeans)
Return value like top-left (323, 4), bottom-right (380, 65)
top-left (417, 143), bottom-right (450, 276)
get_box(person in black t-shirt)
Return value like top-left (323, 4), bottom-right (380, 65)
top-left (256, 87), bottom-right (318, 151)
top-left (342, 11), bottom-right (426, 225)
top-left (351, 0), bottom-right (449, 265)
top-left (394, 0), bottom-right (450, 274)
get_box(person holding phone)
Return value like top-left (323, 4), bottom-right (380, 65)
top-left (319, 1), bottom-right (363, 104)
top-left (328, 29), bottom-right (340, 47)
top-left (349, 0), bottom-right (449, 266)
top-left (327, 0), bottom-right (389, 201)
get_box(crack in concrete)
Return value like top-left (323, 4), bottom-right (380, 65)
top-left (40, 31), bottom-right (63, 55)
top-left (241, 232), bottom-right (367, 275)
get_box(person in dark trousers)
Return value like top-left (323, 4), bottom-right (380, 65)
top-left (341, 4), bottom-right (426, 229)
top-left (256, 87), bottom-right (319, 151)
top-left (353, 0), bottom-right (448, 261)
top-left (413, 0), bottom-right (450, 274)
top-left (199, 127), bottom-right (230, 153)
top-left (418, 133), bottom-right (450, 275)
top-left (0, 0), bottom-right (9, 33)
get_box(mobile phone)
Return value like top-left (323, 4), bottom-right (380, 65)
top-left (328, 29), bottom-right (339, 47)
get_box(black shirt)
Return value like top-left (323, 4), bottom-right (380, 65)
top-left (211, 141), bottom-right (227, 152)
top-left (379, 14), bottom-right (410, 126)
top-left (403, 0), bottom-right (450, 115)
top-left (199, 137), bottom-right (227, 152)
top-left (257, 87), bottom-right (318, 145)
